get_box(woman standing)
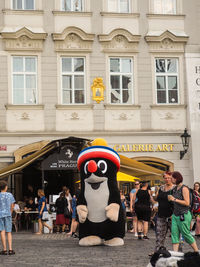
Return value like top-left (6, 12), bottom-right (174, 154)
top-left (154, 172), bottom-right (175, 252)
top-left (55, 192), bottom-right (68, 233)
top-left (193, 182), bottom-right (200, 236)
top-left (168, 171), bottom-right (199, 252)
top-left (130, 182), bottom-right (140, 236)
top-left (134, 181), bottom-right (152, 240)
top-left (36, 189), bottom-right (52, 235)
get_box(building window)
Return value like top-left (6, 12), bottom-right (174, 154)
top-left (62, 0), bottom-right (83, 11)
top-left (109, 58), bottom-right (133, 104)
top-left (12, 0), bottom-right (35, 10)
top-left (155, 58), bottom-right (179, 104)
top-left (153, 0), bottom-right (176, 14)
top-left (12, 56), bottom-right (37, 104)
top-left (61, 57), bottom-right (85, 104)
top-left (108, 0), bottom-right (130, 13)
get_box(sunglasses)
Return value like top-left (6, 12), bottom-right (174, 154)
top-left (135, 183), bottom-right (140, 185)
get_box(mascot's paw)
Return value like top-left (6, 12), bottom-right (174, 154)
top-left (104, 238), bottom-right (124, 246)
top-left (77, 205), bottom-right (88, 223)
top-left (79, 236), bottom-right (102, 246)
top-left (105, 203), bottom-right (120, 222)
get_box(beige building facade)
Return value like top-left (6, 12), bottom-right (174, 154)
top-left (0, 0), bottom-right (199, 188)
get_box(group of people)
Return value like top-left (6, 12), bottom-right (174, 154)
top-left (128, 171), bottom-right (200, 255)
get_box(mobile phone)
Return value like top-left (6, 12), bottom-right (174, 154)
top-left (180, 214), bottom-right (185, 221)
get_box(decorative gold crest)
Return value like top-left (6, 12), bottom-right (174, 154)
top-left (91, 77), bottom-right (105, 104)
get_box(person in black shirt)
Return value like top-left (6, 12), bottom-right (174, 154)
top-left (153, 172), bottom-right (175, 252)
top-left (55, 193), bottom-right (68, 233)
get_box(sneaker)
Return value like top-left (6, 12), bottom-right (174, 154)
top-left (138, 232), bottom-right (142, 240)
top-left (134, 232), bottom-right (138, 237)
top-left (143, 236), bottom-right (149, 240)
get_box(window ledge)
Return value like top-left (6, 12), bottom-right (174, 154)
top-left (146, 13), bottom-right (185, 19)
top-left (55, 104), bottom-right (93, 110)
top-left (104, 104), bottom-right (141, 110)
top-left (150, 104), bottom-right (187, 109)
top-left (52, 11), bottom-right (92, 16)
top-left (100, 12), bottom-right (140, 18)
top-left (2, 9), bottom-right (44, 15)
top-left (5, 104), bottom-right (44, 110)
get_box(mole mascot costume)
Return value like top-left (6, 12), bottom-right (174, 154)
top-left (76, 138), bottom-right (125, 246)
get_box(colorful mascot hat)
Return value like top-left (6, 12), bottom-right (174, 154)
top-left (77, 138), bottom-right (120, 171)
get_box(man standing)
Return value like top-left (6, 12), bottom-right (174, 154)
top-left (0, 180), bottom-right (15, 255)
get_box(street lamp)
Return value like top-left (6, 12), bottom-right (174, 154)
top-left (180, 128), bottom-right (191, 160)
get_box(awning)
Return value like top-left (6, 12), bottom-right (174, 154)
top-left (0, 142), bottom-right (58, 180)
top-left (0, 138), bottom-right (164, 181)
top-left (119, 154), bottom-right (163, 179)
top-left (117, 172), bottom-right (140, 182)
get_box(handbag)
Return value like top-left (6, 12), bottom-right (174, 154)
top-left (64, 206), bottom-right (70, 218)
top-left (42, 211), bottom-right (49, 221)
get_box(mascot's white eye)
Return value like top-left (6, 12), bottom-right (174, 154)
top-left (84, 161), bottom-right (89, 175)
top-left (97, 160), bottom-right (107, 174)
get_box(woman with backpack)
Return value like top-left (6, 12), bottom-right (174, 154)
top-left (192, 182), bottom-right (200, 236)
top-left (168, 171), bottom-right (199, 252)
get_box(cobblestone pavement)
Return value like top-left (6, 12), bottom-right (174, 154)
top-left (0, 231), bottom-right (200, 267)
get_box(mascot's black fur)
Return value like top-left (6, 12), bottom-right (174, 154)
top-left (77, 142), bottom-right (125, 246)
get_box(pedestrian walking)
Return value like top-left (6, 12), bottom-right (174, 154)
top-left (134, 181), bottom-right (152, 240)
top-left (0, 180), bottom-right (15, 255)
top-left (36, 189), bottom-right (52, 235)
top-left (168, 171), bottom-right (199, 252)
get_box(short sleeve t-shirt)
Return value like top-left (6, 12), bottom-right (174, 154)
top-left (130, 189), bottom-right (138, 203)
top-left (0, 192), bottom-right (15, 218)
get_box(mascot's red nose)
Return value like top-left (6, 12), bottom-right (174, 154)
top-left (88, 160), bottom-right (97, 173)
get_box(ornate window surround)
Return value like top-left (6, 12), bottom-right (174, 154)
top-left (98, 28), bottom-right (141, 53)
top-left (52, 26), bottom-right (95, 53)
top-left (145, 30), bottom-right (188, 106)
top-left (0, 27), bottom-right (47, 52)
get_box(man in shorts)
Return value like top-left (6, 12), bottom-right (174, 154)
top-left (0, 180), bottom-right (15, 255)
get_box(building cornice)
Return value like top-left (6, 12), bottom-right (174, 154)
top-left (146, 13), bottom-right (185, 19)
top-left (150, 104), bottom-right (187, 109)
top-left (52, 11), bottom-right (92, 16)
top-left (2, 9), bottom-right (44, 15)
top-left (104, 104), bottom-right (141, 110)
top-left (55, 104), bottom-right (93, 110)
top-left (100, 12), bottom-right (140, 18)
top-left (5, 104), bottom-right (45, 110)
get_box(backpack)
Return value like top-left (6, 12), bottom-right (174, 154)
top-left (192, 190), bottom-right (200, 213)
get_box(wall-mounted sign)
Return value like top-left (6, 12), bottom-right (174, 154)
top-left (0, 145), bottom-right (7, 151)
top-left (42, 145), bottom-right (79, 170)
top-left (113, 144), bottom-right (174, 152)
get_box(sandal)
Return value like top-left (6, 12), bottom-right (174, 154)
top-left (8, 250), bottom-right (15, 255)
top-left (0, 250), bottom-right (7, 255)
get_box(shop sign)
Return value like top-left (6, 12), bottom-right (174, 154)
top-left (42, 145), bottom-right (79, 170)
top-left (113, 144), bottom-right (174, 152)
top-left (0, 145), bottom-right (7, 151)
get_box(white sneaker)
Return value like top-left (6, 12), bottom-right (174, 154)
top-left (134, 232), bottom-right (138, 237)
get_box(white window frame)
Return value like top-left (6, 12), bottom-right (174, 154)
top-left (12, 0), bottom-right (35, 10)
top-left (107, 0), bottom-right (131, 13)
top-left (12, 56), bottom-right (38, 105)
top-left (61, 0), bottom-right (84, 12)
top-left (109, 57), bottom-right (134, 104)
top-left (155, 57), bottom-right (179, 105)
top-left (61, 57), bottom-right (86, 105)
top-left (153, 0), bottom-right (177, 14)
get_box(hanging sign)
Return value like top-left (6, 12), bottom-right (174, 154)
top-left (42, 145), bottom-right (79, 170)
